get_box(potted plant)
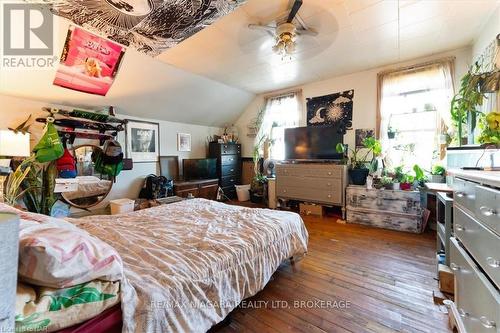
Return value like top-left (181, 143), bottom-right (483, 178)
top-left (400, 174), bottom-right (414, 191)
top-left (387, 126), bottom-right (397, 139)
top-left (336, 137), bottom-right (382, 186)
top-left (380, 176), bottom-right (394, 190)
top-left (250, 136), bottom-right (267, 203)
top-left (450, 62), bottom-right (486, 146)
top-left (392, 165), bottom-right (405, 190)
top-left (478, 111), bottom-right (500, 146)
top-left (413, 164), bottom-right (427, 188)
top-left (430, 165), bottom-right (446, 183)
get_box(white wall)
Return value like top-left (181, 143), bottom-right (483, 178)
top-left (472, 6), bottom-right (499, 61)
top-left (0, 93), bottom-right (221, 206)
top-left (235, 47), bottom-right (472, 157)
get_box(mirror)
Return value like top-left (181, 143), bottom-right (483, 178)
top-left (62, 145), bottom-right (113, 208)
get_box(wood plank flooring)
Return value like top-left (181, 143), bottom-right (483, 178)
top-left (213, 214), bottom-right (451, 333)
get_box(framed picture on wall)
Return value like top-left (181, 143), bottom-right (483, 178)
top-left (177, 133), bottom-right (191, 152)
top-left (125, 120), bottom-right (160, 162)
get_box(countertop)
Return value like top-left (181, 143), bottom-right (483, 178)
top-left (448, 169), bottom-right (500, 188)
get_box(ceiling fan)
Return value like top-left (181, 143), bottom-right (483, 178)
top-left (248, 0), bottom-right (318, 59)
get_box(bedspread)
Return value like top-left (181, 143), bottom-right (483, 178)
top-left (68, 199), bottom-right (308, 333)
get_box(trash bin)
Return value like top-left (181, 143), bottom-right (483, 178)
top-left (235, 185), bottom-right (251, 202)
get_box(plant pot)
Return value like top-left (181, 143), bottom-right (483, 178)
top-left (249, 191), bottom-right (264, 203)
top-left (392, 182), bottom-right (400, 190)
top-left (387, 131), bottom-right (396, 139)
top-left (384, 183), bottom-right (393, 190)
top-left (400, 183), bottom-right (411, 191)
top-left (430, 175), bottom-right (445, 183)
top-left (349, 168), bottom-right (369, 185)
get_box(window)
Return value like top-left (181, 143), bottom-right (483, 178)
top-left (378, 60), bottom-right (455, 170)
top-left (261, 92), bottom-right (300, 160)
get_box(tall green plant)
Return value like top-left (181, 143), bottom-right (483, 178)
top-left (4, 156), bottom-right (34, 206)
top-left (21, 160), bottom-right (58, 215)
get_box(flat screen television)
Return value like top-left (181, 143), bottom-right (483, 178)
top-left (183, 158), bottom-right (217, 180)
top-left (284, 126), bottom-right (344, 160)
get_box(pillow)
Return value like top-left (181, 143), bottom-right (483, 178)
top-left (18, 218), bottom-right (123, 289)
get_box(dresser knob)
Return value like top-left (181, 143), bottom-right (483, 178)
top-left (479, 316), bottom-right (496, 329)
top-left (455, 224), bottom-right (465, 232)
top-left (327, 194), bottom-right (332, 198)
top-left (480, 206), bottom-right (497, 217)
top-left (450, 262), bottom-right (461, 271)
top-left (458, 308), bottom-right (469, 317)
top-left (230, 169), bottom-right (234, 172)
top-left (456, 192), bottom-right (465, 198)
top-left (486, 257), bottom-right (500, 268)
top-left (328, 172), bottom-right (332, 175)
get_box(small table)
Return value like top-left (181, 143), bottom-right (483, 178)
top-left (422, 182), bottom-right (453, 230)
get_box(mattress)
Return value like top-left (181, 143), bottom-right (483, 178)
top-left (68, 198), bottom-right (308, 333)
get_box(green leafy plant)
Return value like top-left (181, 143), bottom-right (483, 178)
top-left (478, 111), bottom-right (500, 145)
top-left (4, 156), bottom-right (34, 206)
top-left (336, 137), bottom-right (382, 170)
top-left (451, 62), bottom-right (486, 145)
top-left (21, 160), bottom-right (59, 215)
top-left (431, 165), bottom-right (446, 176)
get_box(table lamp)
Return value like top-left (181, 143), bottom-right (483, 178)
top-left (0, 130), bottom-right (31, 203)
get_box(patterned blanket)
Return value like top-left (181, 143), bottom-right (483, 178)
top-left (69, 199), bottom-right (308, 333)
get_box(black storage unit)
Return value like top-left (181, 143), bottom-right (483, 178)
top-left (208, 142), bottom-right (241, 199)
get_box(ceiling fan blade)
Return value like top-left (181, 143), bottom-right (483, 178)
top-left (248, 24), bottom-right (275, 34)
top-left (287, 0), bottom-right (303, 23)
top-left (296, 28), bottom-right (318, 37)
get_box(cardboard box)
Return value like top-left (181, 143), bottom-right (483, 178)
top-left (299, 203), bottom-right (324, 217)
top-left (438, 264), bottom-right (454, 294)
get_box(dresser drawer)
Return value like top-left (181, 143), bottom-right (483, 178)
top-left (221, 175), bottom-right (238, 187)
top-left (277, 176), bottom-right (341, 191)
top-left (476, 185), bottom-right (500, 236)
top-left (278, 186), bottom-right (341, 205)
top-left (450, 238), bottom-right (500, 333)
top-left (454, 178), bottom-right (477, 213)
top-left (220, 144), bottom-right (241, 155)
top-left (454, 207), bottom-right (500, 288)
top-left (221, 164), bottom-right (240, 176)
top-left (221, 155), bottom-right (238, 166)
top-left (276, 164), bottom-right (342, 179)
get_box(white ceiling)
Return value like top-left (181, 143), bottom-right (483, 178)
top-left (0, 17), bottom-right (255, 127)
top-left (158, 0), bottom-right (500, 94)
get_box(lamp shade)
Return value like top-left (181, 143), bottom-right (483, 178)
top-left (0, 130), bottom-right (30, 157)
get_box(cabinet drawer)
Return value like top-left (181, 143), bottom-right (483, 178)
top-left (221, 155), bottom-right (238, 166)
top-left (277, 175), bottom-right (341, 191)
top-left (221, 164), bottom-right (240, 176)
top-left (450, 238), bottom-right (500, 333)
top-left (476, 185), bottom-right (500, 236)
top-left (221, 175), bottom-right (238, 187)
top-left (220, 144), bottom-right (241, 155)
top-left (278, 186), bottom-right (341, 205)
top-left (276, 165), bottom-right (342, 179)
top-left (454, 207), bottom-right (500, 288)
top-left (453, 178), bottom-right (477, 213)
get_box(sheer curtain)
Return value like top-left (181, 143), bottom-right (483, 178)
top-left (377, 59), bottom-right (455, 169)
top-left (261, 92), bottom-right (300, 160)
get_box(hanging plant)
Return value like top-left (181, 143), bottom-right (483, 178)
top-left (478, 111), bottom-right (500, 145)
top-left (450, 62), bottom-right (486, 145)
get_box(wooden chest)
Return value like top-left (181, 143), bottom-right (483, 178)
top-left (346, 186), bottom-right (423, 233)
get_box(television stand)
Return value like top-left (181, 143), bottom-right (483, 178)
top-left (173, 178), bottom-right (219, 200)
top-left (275, 162), bottom-right (348, 218)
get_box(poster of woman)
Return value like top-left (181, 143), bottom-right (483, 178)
top-left (53, 26), bottom-right (125, 96)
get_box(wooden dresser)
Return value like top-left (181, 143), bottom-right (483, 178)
top-left (275, 162), bottom-right (347, 216)
top-left (447, 170), bottom-right (499, 333)
top-left (209, 143), bottom-right (241, 199)
top-left (346, 186), bottom-right (424, 233)
top-left (173, 179), bottom-right (218, 200)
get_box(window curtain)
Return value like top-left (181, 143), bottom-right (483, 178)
top-left (261, 92), bottom-right (300, 160)
top-left (376, 58), bottom-right (455, 167)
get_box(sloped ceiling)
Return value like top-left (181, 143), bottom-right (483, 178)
top-left (0, 16), bottom-right (254, 127)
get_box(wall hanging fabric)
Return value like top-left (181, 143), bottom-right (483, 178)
top-left (36, 0), bottom-right (246, 57)
top-left (54, 25), bottom-right (125, 96)
top-left (306, 90), bottom-right (354, 134)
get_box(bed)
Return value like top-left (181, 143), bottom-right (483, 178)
top-left (67, 198), bottom-right (308, 333)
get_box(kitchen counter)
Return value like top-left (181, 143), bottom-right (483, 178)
top-left (448, 168), bottom-right (500, 188)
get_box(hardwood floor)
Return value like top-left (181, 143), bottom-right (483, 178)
top-left (213, 214), bottom-right (451, 333)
